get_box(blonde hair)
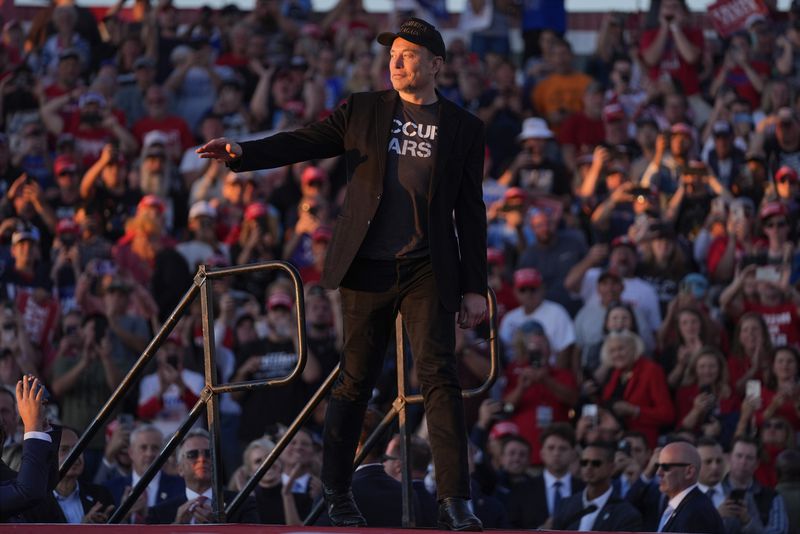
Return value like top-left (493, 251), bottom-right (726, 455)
top-left (600, 330), bottom-right (645, 368)
top-left (683, 346), bottom-right (731, 399)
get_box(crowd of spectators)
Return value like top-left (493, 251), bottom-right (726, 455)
top-left (1, 0), bottom-right (800, 530)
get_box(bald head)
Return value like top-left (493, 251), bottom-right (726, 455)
top-left (657, 441), bottom-right (700, 498)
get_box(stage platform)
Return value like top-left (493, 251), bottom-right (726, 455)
top-left (3, 526), bottom-right (638, 534)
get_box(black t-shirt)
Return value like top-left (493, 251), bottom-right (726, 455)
top-left (236, 337), bottom-right (307, 442)
top-left (511, 158), bottom-right (570, 198)
top-left (85, 184), bottom-right (140, 242)
top-left (357, 99), bottom-right (439, 260)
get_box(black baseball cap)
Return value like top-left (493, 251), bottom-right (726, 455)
top-left (377, 17), bottom-right (446, 60)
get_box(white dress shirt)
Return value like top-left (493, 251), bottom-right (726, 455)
top-left (23, 431), bottom-right (52, 442)
top-left (132, 470), bottom-right (162, 508)
top-left (53, 483), bottom-right (84, 524)
top-left (185, 486), bottom-right (213, 525)
top-left (579, 486), bottom-right (613, 531)
top-left (697, 482), bottom-right (725, 509)
top-left (543, 470), bottom-right (572, 515)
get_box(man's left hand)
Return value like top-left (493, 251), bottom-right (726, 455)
top-left (458, 293), bottom-right (486, 329)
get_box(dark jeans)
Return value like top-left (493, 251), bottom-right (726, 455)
top-left (322, 257), bottom-right (470, 500)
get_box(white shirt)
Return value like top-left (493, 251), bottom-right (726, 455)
top-left (580, 268), bottom-right (662, 335)
top-left (185, 486), bottom-right (213, 525)
top-left (499, 300), bottom-right (576, 359)
top-left (24, 431), bottom-right (52, 442)
top-left (698, 482), bottom-right (725, 509)
top-left (53, 482), bottom-right (84, 524)
top-left (132, 470), bottom-right (162, 508)
top-left (543, 470), bottom-right (572, 515)
top-left (281, 471), bottom-right (311, 493)
top-left (660, 483), bottom-right (698, 531)
top-left (579, 486), bottom-right (613, 531)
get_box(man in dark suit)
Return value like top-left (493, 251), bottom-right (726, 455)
top-left (147, 428), bottom-right (257, 524)
top-left (197, 16), bottom-right (487, 532)
top-left (552, 441), bottom-right (641, 531)
top-left (25, 426), bottom-right (115, 523)
top-left (0, 376), bottom-right (61, 522)
top-left (656, 441), bottom-right (724, 534)
top-left (504, 424), bottom-right (584, 529)
top-left (384, 433), bottom-right (438, 527)
top-left (105, 424), bottom-right (184, 522)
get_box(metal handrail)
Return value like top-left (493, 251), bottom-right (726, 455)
top-left (57, 260), bottom-right (308, 524)
top-left (301, 287), bottom-right (499, 526)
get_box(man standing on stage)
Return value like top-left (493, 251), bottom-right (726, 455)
top-left (197, 17), bottom-right (487, 531)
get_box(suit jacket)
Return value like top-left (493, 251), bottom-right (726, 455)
top-left (0, 428), bottom-right (61, 522)
top-left (412, 479), bottom-right (438, 528)
top-left (662, 487), bottom-right (725, 534)
top-left (552, 488), bottom-right (642, 531)
top-left (236, 90), bottom-right (488, 313)
top-left (23, 480), bottom-right (115, 523)
top-left (626, 476), bottom-right (665, 532)
top-left (470, 478), bottom-right (509, 529)
top-left (505, 472), bottom-right (585, 529)
top-left (316, 464), bottom-right (423, 527)
top-left (147, 489), bottom-right (258, 524)
top-left (105, 472), bottom-right (185, 508)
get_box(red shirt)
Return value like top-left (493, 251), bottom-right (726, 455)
top-left (558, 111), bottom-right (605, 154)
top-left (758, 387), bottom-right (800, 431)
top-left (717, 61), bottom-right (771, 109)
top-left (132, 115), bottom-right (195, 155)
top-left (743, 300), bottom-right (800, 348)
top-left (502, 362), bottom-right (577, 465)
top-left (62, 109), bottom-right (127, 169)
top-left (674, 383), bottom-right (740, 431)
top-left (640, 26), bottom-right (704, 96)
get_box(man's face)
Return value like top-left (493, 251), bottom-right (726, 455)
top-left (540, 435), bottom-right (573, 475)
top-left (500, 440), bottom-right (530, 475)
top-left (656, 445), bottom-right (694, 498)
top-left (0, 392), bottom-right (17, 441)
top-left (580, 447), bottom-right (614, 486)
top-left (609, 246), bottom-right (637, 277)
top-left (59, 428), bottom-right (84, 478)
top-left (729, 442), bottom-right (758, 482)
top-left (596, 277), bottom-right (623, 304)
top-left (530, 212), bottom-right (554, 244)
top-left (698, 444), bottom-right (725, 487)
top-left (389, 38), bottom-right (439, 95)
top-left (625, 436), bottom-right (650, 469)
top-left (129, 430), bottom-right (162, 475)
top-left (178, 436), bottom-right (212, 486)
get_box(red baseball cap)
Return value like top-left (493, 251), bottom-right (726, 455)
top-left (513, 268), bottom-right (542, 289)
top-left (487, 247), bottom-right (505, 266)
top-left (775, 166), bottom-right (799, 184)
top-left (759, 201), bottom-right (788, 221)
top-left (603, 103), bottom-right (626, 122)
top-left (267, 292), bottom-right (293, 311)
top-left (137, 194), bottom-right (166, 213)
top-left (244, 202), bottom-right (269, 221)
top-left (56, 218), bottom-right (80, 235)
top-left (54, 155), bottom-right (78, 176)
top-left (489, 421), bottom-right (519, 440)
top-left (669, 122), bottom-right (693, 136)
top-left (503, 187), bottom-right (527, 202)
top-left (301, 166), bottom-right (328, 186)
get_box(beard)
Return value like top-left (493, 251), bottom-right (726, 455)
top-left (140, 168), bottom-right (167, 196)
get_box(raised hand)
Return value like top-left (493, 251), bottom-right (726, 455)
top-left (196, 138), bottom-right (243, 162)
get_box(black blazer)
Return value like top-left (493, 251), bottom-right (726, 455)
top-left (105, 472), bottom-right (185, 508)
top-left (24, 481), bottom-right (115, 523)
top-left (662, 486), bottom-right (725, 534)
top-left (236, 90), bottom-right (488, 312)
top-left (0, 428), bottom-right (61, 522)
top-left (552, 488), bottom-right (642, 531)
top-left (505, 473), bottom-right (584, 529)
top-left (146, 489), bottom-right (258, 524)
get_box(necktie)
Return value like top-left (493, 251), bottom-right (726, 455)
top-left (657, 505), bottom-right (673, 532)
top-left (706, 487), bottom-right (715, 498)
top-left (553, 480), bottom-right (563, 514)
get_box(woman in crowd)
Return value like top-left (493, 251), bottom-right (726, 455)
top-left (759, 346), bottom-right (800, 431)
top-left (599, 330), bottom-right (674, 447)
top-left (585, 301), bottom-right (643, 380)
top-left (675, 347), bottom-right (739, 447)
top-left (658, 306), bottom-right (718, 390)
top-left (727, 311), bottom-right (773, 397)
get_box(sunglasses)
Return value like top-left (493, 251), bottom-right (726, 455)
top-left (763, 421), bottom-right (786, 430)
top-left (579, 459), bottom-right (604, 468)
top-left (184, 448), bottom-right (211, 460)
top-left (764, 220), bottom-right (788, 229)
top-left (656, 462), bottom-right (690, 472)
top-left (777, 176), bottom-right (796, 184)
top-left (517, 287), bottom-right (539, 293)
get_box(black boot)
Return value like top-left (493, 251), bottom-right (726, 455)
top-left (437, 497), bottom-right (483, 531)
top-left (323, 485), bottom-right (367, 527)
